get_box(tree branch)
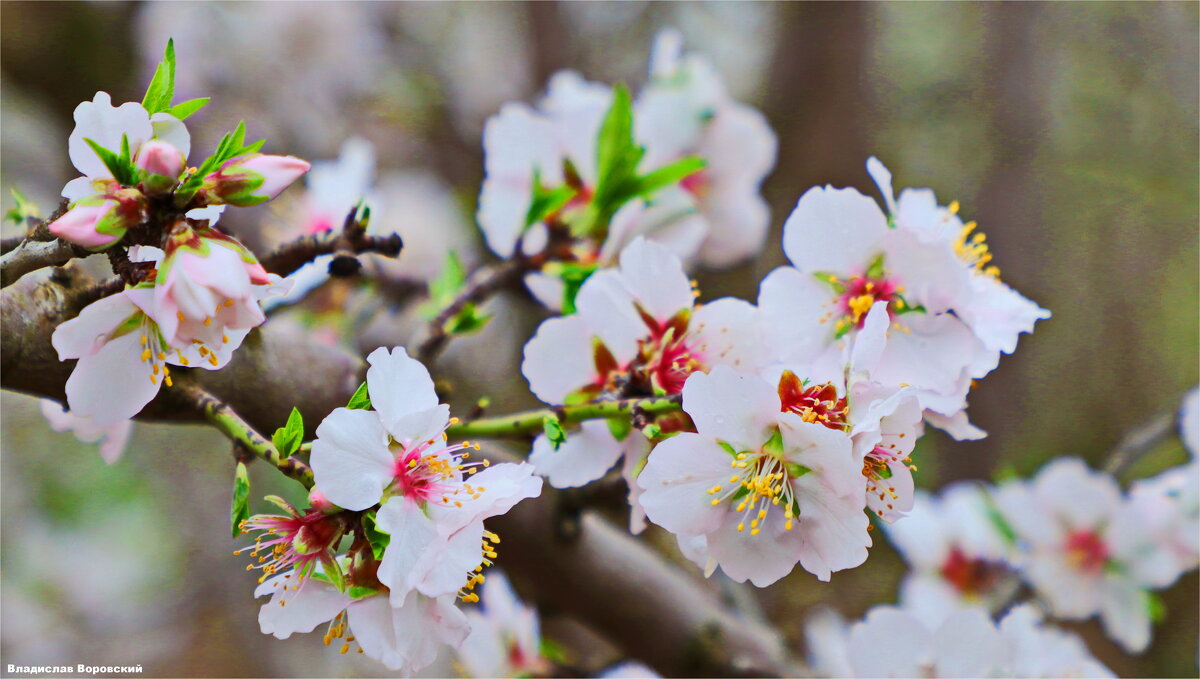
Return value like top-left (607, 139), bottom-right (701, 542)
top-left (447, 394), bottom-right (683, 440)
top-left (0, 238), bottom-right (93, 288)
top-left (258, 209), bottom-right (403, 278)
top-left (179, 382), bottom-right (314, 487)
top-left (1103, 410), bottom-right (1178, 476)
top-left (414, 258), bottom-right (531, 364)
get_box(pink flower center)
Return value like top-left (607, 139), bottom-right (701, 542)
top-left (939, 547), bottom-right (1005, 596)
top-left (777, 372), bottom-right (847, 430)
top-left (239, 509), bottom-right (343, 582)
top-left (835, 275), bottom-right (901, 332)
top-left (1065, 530), bottom-right (1110, 573)
top-left (680, 168), bottom-right (711, 201)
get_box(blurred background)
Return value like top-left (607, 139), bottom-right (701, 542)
top-left (1, 2), bottom-right (1197, 676)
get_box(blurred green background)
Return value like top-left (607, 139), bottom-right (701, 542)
top-left (1, 2), bottom-right (1196, 676)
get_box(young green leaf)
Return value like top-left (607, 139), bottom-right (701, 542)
top-left (230, 461), bottom-right (250, 538)
top-left (445, 304), bottom-right (492, 336)
top-left (83, 138), bottom-right (138, 186)
top-left (141, 39), bottom-right (177, 114)
top-left (167, 97), bottom-right (210, 120)
top-left (631, 155), bottom-right (706, 198)
top-left (346, 382), bottom-right (372, 410)
top-left (5, 188), bottom-right (39, 224)
top-left (543, 414), bottom-right (567, 451)
top-left (271, 407), bottom-right (305, 458)
top-left (594, 84), bottom-right (636, 193)
top-left (525, 169), bottom-right (578, 228)
top-left (361, 510), bottom-right (391, 560)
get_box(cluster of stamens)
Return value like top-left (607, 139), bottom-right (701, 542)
top-left (778, 374), bottom-right (849, 431)
top-left (137, 327), bottom-right (176, 387)
top-left (706, 444), bottom-right (799, 537)
top-left (322, 610), bottom-right (364, 655)
top-left (817, 272), bottom-right (911, 336)
top-left (458, 530), bottom-right (501, 603)
top-left (947, 201), bottom-right (1000, 279)
top-left (236, 506), bottom-right (342, 584)
top-left (861, 445), bottom-right (916, 518)
top-left (391, 419), bottom-right (488, 507)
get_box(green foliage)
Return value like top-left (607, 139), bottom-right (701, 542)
top-left (607, 416), bottom-right (632, 442)
top-left (543, 414), bottom-right (567, 450)
top-left (539, 637), bottom-right (569, 665)
top-left (175, 120), bottom-right (265, 205)
top-left (83, 136), bottom-right (139, 187)
top-left (271, 407), bottom-right (304, 458)
top-left (554, 261), bottom-right (598, 314)
top-left (361, 511), bottom-right (390, 560)
top-left (346, 382), bottom-right (372, 410)
top-left (141, 39), bottom-right (176, 114)
top-left (167, 98), bottom-right (210, 120)
top-left (230, 462), bottom-right (250, 538)
top-left (420, 251), bottom-right (493, 336)
top-left (5, 188), bottom-right (38, 224)
top-left (525, 168), bottom-right (577, 229)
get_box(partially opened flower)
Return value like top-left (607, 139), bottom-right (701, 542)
top-left (39, 399), bottom-right (134, 464)
top-left (638, 366), bottom-right (867, 584)
top-left (993, 458), bottom-right (1184, 652)
top-left (636, 28), bottom-right (777, 267)
top-left (309, 347), bottom-right (542, 604)
top-left (48, 188), bottom-right (147, 250)
top-left (884, 484), bottom-right (1019, 627)
top-left (456, 570), bottom-right (548, 678)
top-left (203, 152), bottom-right (311, 207)
top-left (256, 569), bottom-right (468, 675)
top-left (50, 283), bottom-right (233, 426)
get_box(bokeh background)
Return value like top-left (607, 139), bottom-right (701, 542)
top-left (2, 2), bottom-right (1197, 677)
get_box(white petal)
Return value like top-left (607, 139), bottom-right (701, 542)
top-left (64, 331), bottom-right (160, 426)
top-left (68, 92), bottom-right (152, 179)
top-left (574, 269), bottom-right (645, 364)
top-left (681, 366), bottom-right (779, 451)
top-left (932, 609), bottom-right (1005, 677)
top-left (149, 112), bottom-right (190, 159)
top-left (637, 433), bottom-right (733, 537)
top-left (758, 267), bottom-right (837, 366)
top-left (51, 292), bottom-right (139, 359)
top-left (428, 462), bottom-right (542, 535)
top-left (365, 346), bottom-right (441, 432)
top-left (957, 273), bottom-right (1051, 355)
top-left (1098, 576), bottom-right (1152, 653)
top-left (781, 185), bottom-right (888, 276)
top-left (848, 608), bottom-right (931, 678)
top-left (707, 509), bottom-right (805, 586)
top-left (792, 473), bottom-right (871, 581)
top-left (257, 577), bottom-right (348, 640)
top-left (689, 297), bottom-right (763, 374)
top-left (866, 157), bottom-right (897, 216)
top-left (617, 237), bottom-right (694, 322)
top-left (522, 315), bottom-right (599, 404)
top-left (376, 497), bottom-right (440, 603)
top-left (529, 419), bottom-right (625, 488)
top-left (310, 408), bottom-right (393, 511)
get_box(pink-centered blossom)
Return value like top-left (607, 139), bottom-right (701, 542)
top-left (638, 366), bottom-right (868, 585)
top-left (993, 458), bottom-right (1184, 652)
top-left (309, 347), bottom-right (542, 606)
top-left (456, 570), bottom-right (548, 678)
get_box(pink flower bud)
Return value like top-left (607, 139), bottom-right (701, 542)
top-left (134, 140), bottom-right (185, 194)
top-left (308, 488), bottom-right (339, 514)
top-left (48, 190), bottom-right (146, 250)
top-left (203, 154), bottom-right (311, 207)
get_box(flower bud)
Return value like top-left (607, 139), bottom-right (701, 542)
top-left (203, 153), bottom-right (310, 207)
top-left (49, 189), bottom-right (146, 250)
top-left (308, 487), bottom-right (339, 514)
top-left (134, 140), bottom-right (185, 194)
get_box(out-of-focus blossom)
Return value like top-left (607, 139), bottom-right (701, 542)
top-left (999, 604), bottom-right (1115, 678)
top-left (599, 661), bottom-right (662, 678)
top-left (1180, 387), bottom-right (1199, 457)
top-left (456, 570), bottom-right (548, 678)
top-left (884, 484), bottom-right (1019, 627)
top-left (636, 28), bottom-right (776, 267)
top-left (638, 366), bottom-right (867, 584)
top-left (993, 458), bottom-right (1183, 652)
top-left (38, 400), bottom-right (133, 464)
top-left (309, 347), bottom-right (541, 604)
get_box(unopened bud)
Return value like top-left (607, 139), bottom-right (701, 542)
top-left (49, 189), bottom-right (146, 250)
top-left (134, 140), bottom-right (186, 194)
top-left (203, 153), bottom-right (310, 207)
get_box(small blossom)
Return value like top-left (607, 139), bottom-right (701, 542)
top-left (309, 347), bottom-right (542, 605)
top-left (456, 570), bottom-right (548, 678)
top-left (134, 139), bottom-right (186, 194)
top-left (638, 366), bottom-right (867, 585)
top-left (993, 458), bottom-right (1183, 652)
top-left (999, 604), bottom-right (1115, 678)
top-left (204, 153), bottom-right (311, 207)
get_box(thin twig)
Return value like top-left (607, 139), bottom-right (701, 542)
top-left (414, 258), bottom-right (528, 364)
top-left (1103, 410), bottom-right (1177, 476)
top-left (178, 381), bottom-right (314, 488)
top-left (446, 394), bottom-right (683, 440)
top-left (258, 209), bottom-right (403, 278)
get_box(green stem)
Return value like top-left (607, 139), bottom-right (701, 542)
top-left (446, 394), bottom-right (683, 440)
top-left (182, 383), bottom-right (315, 487)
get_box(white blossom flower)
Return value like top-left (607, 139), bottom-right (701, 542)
top-left (256, 570), bottom-right (468, 675)
top-left (39, 400), bottom-right (133, 464)
top-left (884, 483), bottom-right (1019, 628)
top-left (993, 458), bottom-right (1183, 652)
top-left (456, 570), bottom-right (547, 678)
top-left (638, 366), bottom-right (868, 584)
top-left (845, 607), bottom-right (1006, 678)
top-left (522, 238), bottom-right (759, 524)
top-left (760, 160), bottom-right (1048, 439)
top-left (309, 347), bottom-right (542, 605)
top-left (635, 28), bottom-right (777, 267)
top-left (999, 604), bottom-right (1115, 678)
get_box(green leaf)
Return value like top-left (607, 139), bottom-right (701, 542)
top-left (717, 441), bottom-right (738, 457)
top-left (83, 137), bottom-right (138, 186)
top-left (865, 254), bottom-right (886, 280)
top-left (168, 97), bottom-right (210, 120)
top-left (543, 415), bottom-right (567, 451)
top-left (607, 416), bottom-right (632, 442)
top-left (630, 155), bottom-right (706, 198)
top-left (556, 262), bottom-right (598, 315)
top-left (1146, 591), bottom-right (1166, 623)
top-left (361, 511), bottom-right (391, 560)
top-left (230, 461), bottom-right (250, 538)
top-left (5, 188), bottom-right (39, 224)
top-left (141, 39), bottom-right (177, 114)
top-left (594, 84), bottom-right (637, 196)
top-left (445, 304), bottom-right (492, 335)
top-left (346, 382), bottom-right (372, 410)
top-left (785, 462), bottom-right (813, 479)
top-left (271, 407), bottom-right (304, 458)
top-left (539, 637), bottom-right (569, 664)
top-left (525, 170), bottom-right (577, 228)
top-left (347, 585), bottom-right (382, 600)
